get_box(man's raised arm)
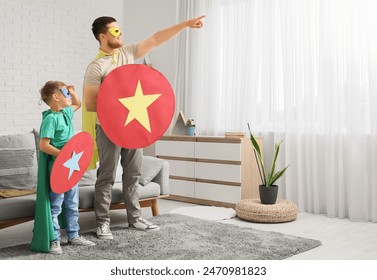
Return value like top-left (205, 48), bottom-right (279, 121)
top-left (135, 15), bottom-right (205, 59)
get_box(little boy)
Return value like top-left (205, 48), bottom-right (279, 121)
top-left (31, 81), bottom-right (95, 254)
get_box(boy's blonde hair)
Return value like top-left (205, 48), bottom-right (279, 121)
top-left (40, 81), bottom-right (67, 105)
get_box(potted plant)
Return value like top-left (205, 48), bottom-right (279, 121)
top-left (186, 118), bottom-right (196, 136)
top-left (247, 124), bottom-right (289, 204)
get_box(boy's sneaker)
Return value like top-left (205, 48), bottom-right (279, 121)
top-left (96, 224), bottom-right (113, 239)
top-left (50, 241), bottom-right (63, 255)
top-left (68, 235), bottom-right (96, 246)
top-left (129, 217), bottom-right (160, 231)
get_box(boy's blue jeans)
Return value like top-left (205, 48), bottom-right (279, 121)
top-left (50, 184), bottom-right (80, 241)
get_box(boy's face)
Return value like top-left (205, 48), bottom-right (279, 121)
top-left (57, 87), bottom-right (72, 108)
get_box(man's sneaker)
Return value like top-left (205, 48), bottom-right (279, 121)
top-left (50, 241), bottom-right (63, 255)
top-left (96, 224), bottom-right (113, 239)
top-left (129, 217), bottom-right (160, 231)
top-left (68, 236), bottom-right (96, 246)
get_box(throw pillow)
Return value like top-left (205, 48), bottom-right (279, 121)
top-left (33, 128), bottom-right (40, 162)
top-left (0, 130), bottom-right (38, 175)
top-left (139, 156), bottom-right (164, 186)
top-left (0, 148), bottom-right (37, 190)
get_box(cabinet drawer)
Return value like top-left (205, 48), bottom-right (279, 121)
top-left (170, 179), bottom-right (195, 197)
top-left (156, 140), bottom-right (195, 158)
top-left (195, 142), bottom-right (241, 161)
top-left (166, 159), bottom-right (195, 177)
top-left (195, 182), bottom-right (241, 203)
top-left (195, 162), bottom-right (241, 183)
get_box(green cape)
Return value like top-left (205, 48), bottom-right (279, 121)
top-left (30, 151), bottom-right (66, 253)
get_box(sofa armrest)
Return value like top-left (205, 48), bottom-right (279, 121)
top-left (151, 160), bottom-right (169, 195)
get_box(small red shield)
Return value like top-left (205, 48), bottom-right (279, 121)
top-left (97, 64), bottom-right (175, 149)
top-left (50, 132), bottom-right (94, 194)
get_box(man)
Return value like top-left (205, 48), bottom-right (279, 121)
top-left (83, 15), bottom-right (205, 239)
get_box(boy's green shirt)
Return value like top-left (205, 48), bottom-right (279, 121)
top-left (40, 107), bottom-right (74, 148)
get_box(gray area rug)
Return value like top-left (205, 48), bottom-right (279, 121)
top-left (0, 214), bottom-right (321, 260)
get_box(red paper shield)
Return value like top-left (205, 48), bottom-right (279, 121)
top-left (50, 132), bottom-right (94, 194)
top-left (97, 64), bottom-right (175, 149)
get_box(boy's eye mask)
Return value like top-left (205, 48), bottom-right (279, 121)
top-left (60, 88), bottom-right (71, 99)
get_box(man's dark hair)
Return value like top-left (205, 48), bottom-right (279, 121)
top-left (92, 16), bottom-right (117, 41)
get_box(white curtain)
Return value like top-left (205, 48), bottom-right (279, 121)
top-left (174, 0), bottom-right (377, 222)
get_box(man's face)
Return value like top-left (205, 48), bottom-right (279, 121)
top-left (105, 22), bottom-right (123, 49)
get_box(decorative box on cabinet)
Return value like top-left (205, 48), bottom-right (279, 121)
top-left (155, 135), bottom-right (263, 208)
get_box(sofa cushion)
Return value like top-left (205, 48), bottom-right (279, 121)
top-left (79, 169), bottom-right (97, 186)
top-left (78, 182), bottom-right (160, 209)
top-left (0, 131), bottom-right (37, 150)
top-left (32, 128), bottom-right (40, 162)
top-left (0, 148), bottom-right (37, 190)
top-left (80, 156), bottom-right (164, 186)
top-left (0, 131), bottom-right (38, 189)
top-left (0, 194), bottom-right (36, 220)
top-left (138, 182), bottom-right (160, 199)
top-left (139, 156), bottom-right (164, 186)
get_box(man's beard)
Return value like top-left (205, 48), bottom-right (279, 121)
top-left (107, 40), bottom-right (123, 49)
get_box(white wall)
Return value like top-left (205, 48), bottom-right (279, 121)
top-left (123, 0), bottom-right (177, 84)
top-left (124, 0), bottom-right (177, 156)
top-left (0, 0), bottom-right (124, 135)
top-left (0, 0), bottom-right (177, 145)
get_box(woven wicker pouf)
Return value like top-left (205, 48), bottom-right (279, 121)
top-left (235, 199), bottom-right (298, 223)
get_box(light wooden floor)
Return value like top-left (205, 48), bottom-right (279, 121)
top-left (1, 198), bottom-right (376, 259)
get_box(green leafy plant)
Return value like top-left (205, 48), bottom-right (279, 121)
top-left (247, 123), bottom-right (289, 187)
top-left (186, 118), bottom-right (195, 127)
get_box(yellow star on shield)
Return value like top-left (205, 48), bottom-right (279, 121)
top-left (118, 80), bottom-right (161, 133)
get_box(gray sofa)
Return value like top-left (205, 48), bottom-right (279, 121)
top-left (0, 130), bottom-right (169, 229)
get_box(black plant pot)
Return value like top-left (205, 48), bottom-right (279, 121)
top-left (259, 185), bottom-right (278, 204)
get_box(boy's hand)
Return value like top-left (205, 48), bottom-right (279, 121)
top-left (68, 85), bottom-right (81, 111)
top-left (40, 138), bottom-right (60, 157)
top-left (67, 85), bottom-right (76, 95)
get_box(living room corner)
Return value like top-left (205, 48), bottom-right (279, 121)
top-left (1, 0), bottom-right (377, 279)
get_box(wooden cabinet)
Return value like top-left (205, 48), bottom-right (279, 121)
top-left (155, 135), bottom-right (263, 207)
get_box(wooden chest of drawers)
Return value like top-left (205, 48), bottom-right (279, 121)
top-left (155, 135), bottom-right (263, 207)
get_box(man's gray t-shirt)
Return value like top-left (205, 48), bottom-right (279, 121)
top-left (83, 44), bottom-right (138, 86)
